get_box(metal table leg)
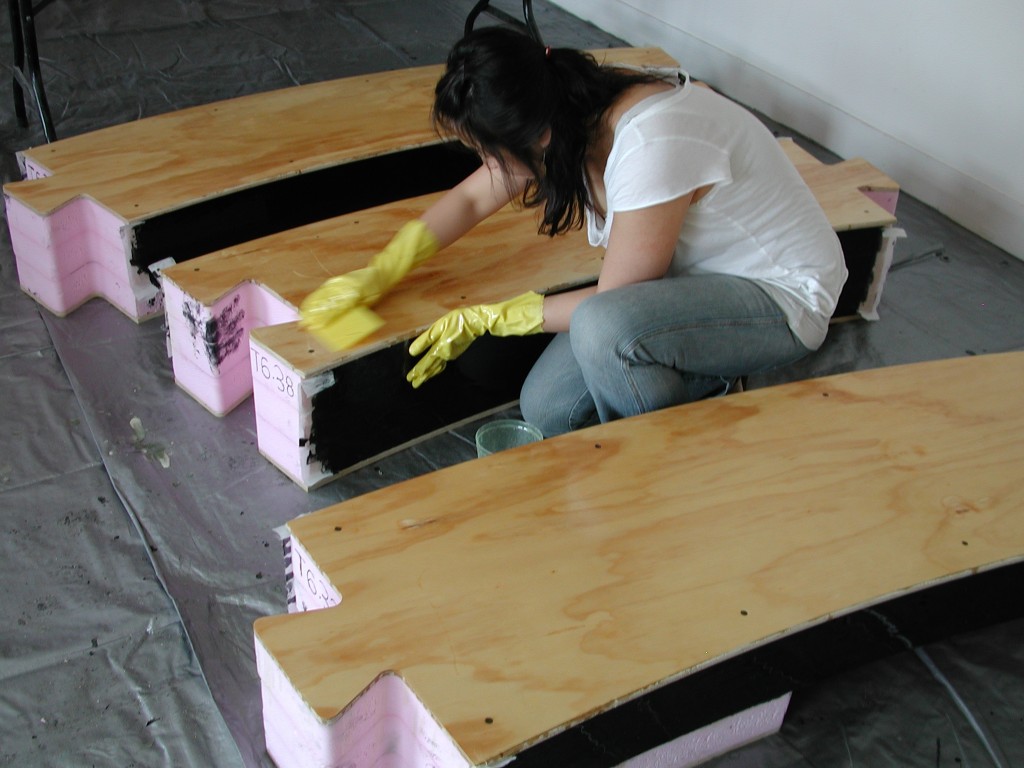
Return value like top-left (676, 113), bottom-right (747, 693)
top-left (464, 0), bottom-right (543, 45)
top-left (8, 0), bottom-right (57, 142)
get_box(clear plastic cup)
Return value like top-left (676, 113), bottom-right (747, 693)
top-left (475, 419), bottom-right (544, 458)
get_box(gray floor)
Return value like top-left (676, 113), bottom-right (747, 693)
top-left (1, 2), bottom-right (1021, 767)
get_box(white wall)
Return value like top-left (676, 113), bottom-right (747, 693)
top-left (551, 0), bottom-right (1024, 259)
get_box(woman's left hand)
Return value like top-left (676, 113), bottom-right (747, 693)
top-left (406, 291), bottom-right (545, 388)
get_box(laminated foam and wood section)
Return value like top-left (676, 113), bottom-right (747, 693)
top-left (253, 351), bottom-right (1024, 768)
top-left (161, 189), bottom-right (599, 418)
top-left (163, 137), bottom-right (898, 485)
top-left (238, 193), bottom-right (598, 484)
top-left (3, 47), bottom-right (672, 321)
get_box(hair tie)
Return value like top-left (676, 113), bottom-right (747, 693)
top-left (544, 46), bottom-right (552, 59)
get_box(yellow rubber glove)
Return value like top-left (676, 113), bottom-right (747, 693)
top-left (406, 291), bottom-right (545, 389)
top-left (299, 220), bottom-right (440, 349)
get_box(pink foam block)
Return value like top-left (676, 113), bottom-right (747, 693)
top-left (163, 278), bottom-right (298, 416)
top-left (18, 156), bottom-right (50, 180)
top-left (5, 193), bottom-right (161, 320)
top-left (249, 337), bottom-right (335, 490)
top-left (853, 187), bottom-right (901, 322)
top-left (856, 225), bottom-right (905, 322)
top-left (620, 693), bottom-right (790, 768)
top-left (255, 643), bottom-right (474, 768)
top-left (248, 340), bottom-right (512, 490)
top-left (284, 535), bottom-right (342, 614)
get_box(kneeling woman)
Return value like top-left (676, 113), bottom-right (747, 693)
top-left (301, 27), bottom-right (847, 437)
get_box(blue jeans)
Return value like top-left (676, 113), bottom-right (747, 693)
top-left (520, 274), bottom-right (812, 437)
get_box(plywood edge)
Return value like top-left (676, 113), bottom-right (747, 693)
top-left (6, 137), bottom-right (455, 219)
top-left (2, 181), bottom-right (129, 221)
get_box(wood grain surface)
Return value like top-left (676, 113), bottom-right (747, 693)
top-left (215, 139), bottom-right (897, 379)
top-left (6, 48), bottom-right (676, 219)
top-left (238, 192), bottom-right (598, 376)
top-left (778, 139), bottom-right (897, 230)
top-left (255, 351), bottom-right (1024, 765)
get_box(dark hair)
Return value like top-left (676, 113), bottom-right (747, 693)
top-left (433, 27), bottom-right (661, 236)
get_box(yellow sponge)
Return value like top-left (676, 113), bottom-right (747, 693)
top-left (306, 305), bottom-right (385, 351)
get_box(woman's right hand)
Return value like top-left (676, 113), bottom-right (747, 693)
top-left (299, 219), bottom-right (440, 332)
top-left (299, 267), bottom-right (383, 332)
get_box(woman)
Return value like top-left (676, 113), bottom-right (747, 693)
top-left (300, 27), bottom-right (847, 437)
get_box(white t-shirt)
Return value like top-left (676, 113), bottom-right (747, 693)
top-left (586, 72), bottom-right (847, 350)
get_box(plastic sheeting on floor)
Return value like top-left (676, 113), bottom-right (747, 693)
top-left (1, 2), bottom-right (1022, 767)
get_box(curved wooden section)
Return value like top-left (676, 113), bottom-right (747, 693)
top-left (164, 188), bottom-right (601, 419)
top-left (9, 47), bottom-right (673, 219)
top-left (159, 134), bottom-right (899, 485)
top-left (254, 351), bottom-right (1024, 766)
top-left (168, 141), bottom-right (897, 395)
top-left (9, 66), bottom-right (442, 220)
top-left (239, 197), bottom-right (598, 486)
top-left (3, 47), bottom-right (674, 320)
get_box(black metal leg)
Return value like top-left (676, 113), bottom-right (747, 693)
top-left (464, 0), bottom-right (544, 45)
top-left (521, 0), bottom-right (542, 44)
top-left (463, 0), bottom-right (490, 38)
top-left (8, 0), bottom-right (29, 128)
top-left (20, 0), bottom-right (56, 141)
top-left (8, 0), bottom-right (57, 141)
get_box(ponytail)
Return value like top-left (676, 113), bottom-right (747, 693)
top-left (433, 27), bottom-right (661, 236)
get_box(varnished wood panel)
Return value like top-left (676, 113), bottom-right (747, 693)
top-left (199, 142), bottom-right (898, 380)
top-left (255, 351), bottom-right (1024, 764)
top-left (6, 48), bottom-right (676, 220)
top-left (778, 138), bottom-right (897, 230)
top-left (239, 195), bottom-right (598, 377)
